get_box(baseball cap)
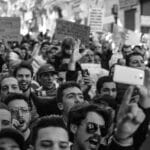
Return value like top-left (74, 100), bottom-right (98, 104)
top-left (37, 64), bottom-right (57, 75)
top-left (0, 128), bottom-right (25, 150)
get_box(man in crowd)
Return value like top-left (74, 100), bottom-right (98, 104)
top-left (0, 128), bottom-right (25, 150)
top-left (31, 115), bottom-right (70, 150)
top-left (68, 98), bottom-right (146, 150)
top-left (96, 76), bottom-right (117, 100)
top-left (57, 81), bottom-right (85, 124)
top-left (4, 93), bottom-right (32, 147)
top-left (126, 52), bottom-right (145, 70)
top-left (13, 62), bottom-right (34, 97)
top-left (36, 64), bottom-right (57, 98)
top-left (33, 63), bottom-right (60, 116)
top-left (0, 76), bottom-right (21, 102)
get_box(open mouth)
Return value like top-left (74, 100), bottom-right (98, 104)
top-left (89, 138), bottom-right (99, 145)
top-left (88, 137), bottom-right (100, 149)
top-left (18, 119), bottom-right (25, 126)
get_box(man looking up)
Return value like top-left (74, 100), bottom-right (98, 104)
top-left (57, 81), bottom-right (85, 124)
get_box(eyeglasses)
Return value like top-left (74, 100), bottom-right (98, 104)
top-left (10, 107), bottom-right (30, 115)
top-left (86, 122), bottom-right (106, 137)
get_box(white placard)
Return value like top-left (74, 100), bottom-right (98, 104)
top-left (125, 30), bottom-right (141, 46)
top-left (119, 0), bottom-right (138, 9)
top-left (88, 7), bottom-right (104, 33)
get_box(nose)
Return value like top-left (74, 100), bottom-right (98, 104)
top-left (20, 75), bottom-right (27, 81)
top-left (74, 96), bottom-right (83, 104)
top-left (52, 144), bottom-right (59, 150)
top-left (17, 110), bottom-right (23, 118)
top-left (8, 87), bottom-right (14, 94)
top-left (108, 90), bottom-right (114, 97)
top-left (48, 74), bottom-right (53, 80)
top-left (95, 127), bottom-right (101, 136)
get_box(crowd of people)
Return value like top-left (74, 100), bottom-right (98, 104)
top-left (0, 32), bottom-right (150, 150)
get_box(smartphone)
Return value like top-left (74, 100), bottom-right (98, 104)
top-left (113, 65), bottom-right (145, 85)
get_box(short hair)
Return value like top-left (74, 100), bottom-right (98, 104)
top-left (68, 103), bottom-right (112, 141)
top-left (56, 81), bottom-right (81, 103)
top-left (4, 93), bottom-right (29, 108)
top-left (41, 41), bottom-right (50, 49)
top-left (96, 76), bottom-right (114, 94)
top-left (126, 52), bottom-right (144, 66)
top-left (0, 128), bottom-right (25, 150)
top-left (13, 62), bottom-right (34, 77)
top-left (31, 115), bottom-right (68, 145)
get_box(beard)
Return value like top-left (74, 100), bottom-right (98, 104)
top-left (19, 81), bottom-right (31, 92)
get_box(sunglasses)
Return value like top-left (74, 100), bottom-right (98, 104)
top-left (86, 122), bottom-right (106, 137)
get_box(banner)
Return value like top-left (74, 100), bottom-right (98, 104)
top-left (54, 19), bottom-right (90, 45)
top-left (88, 7), bottom-right (104, 33)
top-left (0, 17), bottom-right (21, 41)
top-left (81, 63), bottom-right (108, 75)
top-left (81, 63), bottom-right (109, 83)
top-left (125, 30), bottom-right (142, 46)
top-left (119, 0), bottom-right (138, 9)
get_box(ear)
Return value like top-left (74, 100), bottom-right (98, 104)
top-left (70, 124), bottom-right (78, 134)
top-left (57, 102), bottom-right (64, 111)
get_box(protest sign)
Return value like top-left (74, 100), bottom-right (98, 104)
top-left (54, 19), bottom-right (90, 45)
top-left (125, 30), bottom-right (142, 46)
top-left (0, 17), bottom-right (21, 41)
top-left (103, 15), bottom-right (115, 24)
top-left (119, 0), bottom-right (138, 9)
top-left (88, 7), bottom-right (104, 33)
top-left (81, 63), bottom-right (108, 76)
top-left (72, 0), bottom-right (82, 12)
top-left (81, 63), bottom-right (109, 84)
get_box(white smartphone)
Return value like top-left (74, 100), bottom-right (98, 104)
top-left (113, 65), bottom-right (145, 85)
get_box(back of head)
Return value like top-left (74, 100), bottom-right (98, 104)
top-left (93, 95), bottom-right (117, 110)
top-left (4, 93), bottom-right (29, 107)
